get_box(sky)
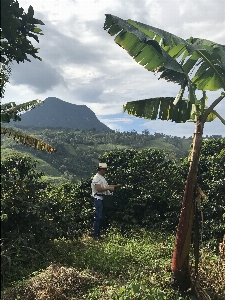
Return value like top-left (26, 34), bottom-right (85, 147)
top-left (3, 0), bottom-right (225, 137)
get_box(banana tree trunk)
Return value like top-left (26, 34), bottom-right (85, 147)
top-left (171, 116), bottom-right (203, 289)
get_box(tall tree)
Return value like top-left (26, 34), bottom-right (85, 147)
top-left (103, 14), bottom-right (225, 291)
top-left (1, 0), bottom-right (55, 152)
top-left (1, 0), bottom-right (44, 96)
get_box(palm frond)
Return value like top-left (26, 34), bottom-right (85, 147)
top-left (1, 100), bottom-right (43, 123)
top-left (1, 127), bottom-right (56, 153)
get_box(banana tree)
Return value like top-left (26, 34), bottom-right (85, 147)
top-left (104, 14), bottom-right (225, 290)
top-left (1, 100), bottom-right (56, 153)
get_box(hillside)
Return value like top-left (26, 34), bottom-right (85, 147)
top-left (10, 97), bottom-right (111, 131)
top-left (1, 127), bottom-right (193, 183)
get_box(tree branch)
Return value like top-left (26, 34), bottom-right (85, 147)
top-left (212, 110), bottom-right (225, 125)
top-left (201, 92), bottom-right (225, 123)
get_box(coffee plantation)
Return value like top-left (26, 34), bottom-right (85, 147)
top-left (1, 138), bottom-right (224, 299)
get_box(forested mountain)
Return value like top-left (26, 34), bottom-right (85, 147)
top-left (2, 127), bottom-right (194, 183)
top-left (9, 97), bottom-right (111, 131)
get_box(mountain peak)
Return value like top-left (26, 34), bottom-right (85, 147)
top-left (11, 97), bottom-right (111, 131)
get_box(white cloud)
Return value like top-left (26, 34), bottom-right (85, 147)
top-left (99, 117), bottom-right (135, 131)
top-left (2, 0), bottom-right (225, 137)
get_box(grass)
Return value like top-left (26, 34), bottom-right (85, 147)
top-left (1, 229), bottom-right (224, 300)
top-left (41, 175), bottom-right (69, 184)
top-left (1, 147), bottom-right (61, 177)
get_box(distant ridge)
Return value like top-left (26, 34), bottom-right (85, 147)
top-left (10, 97), bottom-right (111, 131)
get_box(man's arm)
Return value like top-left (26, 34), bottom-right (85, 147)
top-left (95, 184), bottom-right (122, 193)
top-left (108, 184), bottom-right (122, 188)
top-left (95, 184), bottom-right (114, 192)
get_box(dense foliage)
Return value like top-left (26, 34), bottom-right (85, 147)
top-left (197, 138), bottom-right (225, 244)
top-left (3, 126), bottom-right (221, 181)
top-left (104, 14), bottom-right (225, 287)
top-left (1, 0), bottom-right (44, 65)
top-left (1, 0), bottom-right (44, 98)
top-left (99, 148), bottom-right (187, 232)
top-left (1, 155), bottom-right (47, 243)
top-left (1, 155), bottom-right (94, 241)
top-left (1, 155), bottom-right (93, 286)
top-left (1, 138), bottom-right (224, 291)
top-left (0, 1), bottom-right (55, 153)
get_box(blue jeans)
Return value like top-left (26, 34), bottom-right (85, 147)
top-left (93, 198), bottom-right (104, 238)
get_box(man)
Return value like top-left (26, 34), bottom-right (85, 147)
top-left (91, 162), bottom-right (121, 240)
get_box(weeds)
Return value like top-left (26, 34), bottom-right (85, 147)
top-left (1, 229), bottom-right (224, 300)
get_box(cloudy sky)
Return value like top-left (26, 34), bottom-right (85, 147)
top-left (3, 0), bottom-right (225, 136)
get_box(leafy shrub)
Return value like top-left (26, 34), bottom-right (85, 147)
top-left (99, 148), bottom-right (187, 232)
top-left (1, 154), bottom-right (93, 287)
top-left (1, 139), bottom-right (224, 288)
top-left (40, 179), bottom-right (93, 240)
top-left (1, 154), bottom-right (47, 244)
top-left (197, 138), bottom-right (225, 245)
top-left (96, 140), bottom-right (224, 244)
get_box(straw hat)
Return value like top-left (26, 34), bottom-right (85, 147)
top-left (98, 163), bottom-right (107, 169)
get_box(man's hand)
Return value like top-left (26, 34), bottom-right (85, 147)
top-left (115, 184), bottom-right (122, 187)
top-left (96, 184), bottom-right (122, 193)
top-left (108, 186), bottom-right (115, 191)
top-left (108, 184), bottom-right (122, 190)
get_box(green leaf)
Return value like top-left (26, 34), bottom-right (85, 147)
top-left (104, 14), bottom-right (225, 90)
top-left (192, 67), bottom-right (223, 91)
top-left (33, 27), bottom-right (42, 34)
top-left (123, 97), bottom-right (192, 123)
top-left (1, 100), bottom-right (43, 123)
top-left (159, 69), bottom-right (186, 85)
top-left (173, 81), bottom-right (187, 105)
top-left (104, 14), bottom-right (185, 75)
top-left (182, 51), bottom-right (201, 73)
top-left (27, 5), bottom-right (34, 18)
top-left (1, 0), bottom-right (44, 70)
top-left (209, 109), bottom-right (225, 125)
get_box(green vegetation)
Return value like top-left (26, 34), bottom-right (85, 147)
top-left (2, 126), bottom-right (222, 184)
top-left (1, 138), bottom-right (224, 299)
top-left (1, 0), bottom-right (44, 97)
top-left (1, 4), bottom-right (224, 297)
top-left (1, 230), bottom-right (224, 300)
top-left (1, 1), bottom-right (56, 153)
top-left (104, 14), bottom-right (225, 289)
top-left (1, 126), bottom-right (203, 182)
top-left (0, 139), bottom-right (61, 176)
